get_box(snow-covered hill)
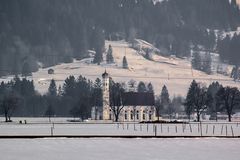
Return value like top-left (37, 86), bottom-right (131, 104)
top-left (1, 40), bottom-right (240, 97)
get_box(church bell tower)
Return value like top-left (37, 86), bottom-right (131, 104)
top-left (102, 70), bottom-right (110, 120)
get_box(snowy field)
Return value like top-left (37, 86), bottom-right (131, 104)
top-left (0, 138), bottom-right (239, 160)
top-left (1, 40), bottom-right (240, 97)
top-left (0, 118), bottom-right (240, 137)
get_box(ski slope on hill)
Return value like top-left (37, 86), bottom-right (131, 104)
top-left (0, 40), bottom-right (239, 97)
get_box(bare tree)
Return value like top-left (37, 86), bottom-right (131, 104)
top-left (109, 82), bottom-right (125, 122)
top-left (45, 104), bottom-right (55, 122)
top-left (216, 87), bottom-right (240, 122)
top-left (1, 94), bottom-right (19, 122)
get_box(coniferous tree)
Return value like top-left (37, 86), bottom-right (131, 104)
top-left (184, 80), bottom-right (208, 122)
top-left (22, 62), bottom-right (32, 77)
top-left (160, 85), bottom-right (170, 114)
top-left (191, 51), bottom-right (201, 70)
top-left (184, 80), bottom-right (198, 121)
top-left (48, 79), bottom-right (57, 97)
top-left (147, 82), bottom-right (154, 93)
top-left (93, 27), bottom-right (105, 64)
top-left (137, 81), bottom-right (147, 92)
top-left (122, 56), bottom-right (129, 69)
top-left (106, 45), bottom-right (114, 63)
top-left (202, 53), bottom-right (212, 74)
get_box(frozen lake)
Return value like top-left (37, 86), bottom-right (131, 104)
top-left (0, 138), bottom-right (239, 160)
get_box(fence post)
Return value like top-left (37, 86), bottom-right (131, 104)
top-left (161, 123), bottom-right (163, 133)
top-left (226, 125), bottom-right (228, 136)
top-left (50, 127), bottom-right (53, 136)
top-left (213, 125), bottom-right (215, 135)
top-left (221, 125), bottom-right (224, 135)
top-left (231, 126), bottom-right (234, 137)
top-left (189, 123), bottom-right (192, 133)
top-left (198, 123), bottom-right (200, 133)
top-left (200, 122), bottom-right (203, 137)
top-left (206, 124), bottom-right (208, 135)
top-left (147, 123), bottom-right (149, 132)
top-left (175, 125), bottom-right (177, 133)
top-left (154, 125), bottom-right (157, 136)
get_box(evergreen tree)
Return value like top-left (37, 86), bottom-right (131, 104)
top-left (191, 51), bottom-right (201, 70)
top-left (93, 27), bottom-right (105, 64)
top-left (137, 81), bottom-right (147, 92)
top-left (184, 80), bottom-right (198, 120)
top-left (22, 62), bottom-right (32, 77)
top-left (184, 80), bottom-right (208, 122)
top-left (48, 79), bottom-right (57, 97)
top-left (63, 76), bottom-right (76, 97)
top-left (147, 82), bottom-right (154, 93)
top-left (160, 85), bottom-right (170, 114)
top-left (202, 53), bottom-right (212, 74)
top-left (106, 45), bottom-right (114, 63)
top-left (122, 56), bottom-right (129, 69)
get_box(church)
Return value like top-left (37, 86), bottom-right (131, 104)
top-left (91, 71), bottom-right (156, 122)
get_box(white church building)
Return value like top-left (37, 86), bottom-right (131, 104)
top-left (91, 71), bottom-right (156, 122)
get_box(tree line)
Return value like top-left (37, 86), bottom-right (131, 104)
top-left (1, 76), bottom-right (240, 122)
top-left (184, 80), bottom-right (240, 122)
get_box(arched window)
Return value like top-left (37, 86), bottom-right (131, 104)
top-left (125, 111), bottom-right (128, 120)
top-left (109, 113), bottom-right (112, 120)
top-left (149, 111), bottom-right (152, 120)
top-left (143, 110), bottom-right (146, 120)
top-left (130, 111), bottom-right (133, 120)
top-left (109, 109), bottom-right (112, 120)
top-left (136, 110), bottom-right (139, 120)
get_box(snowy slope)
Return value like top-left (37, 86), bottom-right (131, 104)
top-left (0, 40), bottom-right (240, 97)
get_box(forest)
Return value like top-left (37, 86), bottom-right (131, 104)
top-left (0, 0), bottom-right (240, 76)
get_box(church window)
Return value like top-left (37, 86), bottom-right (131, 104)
top-left (125, 111), bottom-right (127, 120)
top-left (136, 111), bottom-right (139, 120)
top-left (109, 113), bottom-right (112, 120)
top-left (149, 111), bottom-right (152, 120)
top-left (143, 111), bottom-right (146, 120)
top-left (130, 111), bottom-right (133, 120)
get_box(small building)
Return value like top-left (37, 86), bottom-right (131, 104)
top-left (48, 68), bottom-right (54, 74)
top-left (91, 71), bottom-right (156, 122)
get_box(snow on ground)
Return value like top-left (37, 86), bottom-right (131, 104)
top-left (0, 117), bottom-right (240, 137)
top-left (0, 138), bottom-right (239, 160)
top-left (1, 40), bottom-right (240, 96)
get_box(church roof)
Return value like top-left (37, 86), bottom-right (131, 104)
top-left (122, 92), bottom-right (155, 106)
